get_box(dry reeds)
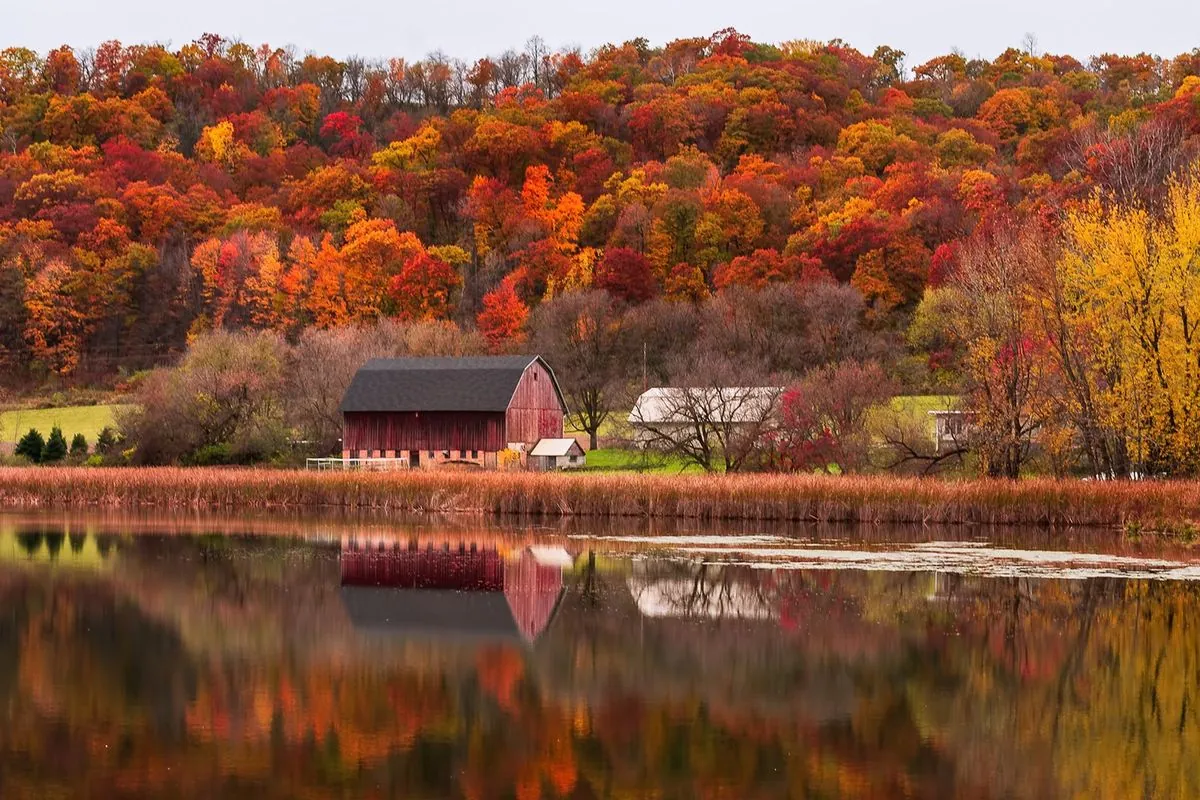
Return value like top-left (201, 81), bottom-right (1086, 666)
top-left (1, 467), bottom-right (1198, 528)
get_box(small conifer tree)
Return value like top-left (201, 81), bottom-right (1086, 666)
top-left (69, 433), bottom-right (89, 458)
top-left (96, 426), bottom-right (119, 454)
top-left (14, 429), bottom-right (44, 463)
top-left (41, 426), bottom-right (68, 463)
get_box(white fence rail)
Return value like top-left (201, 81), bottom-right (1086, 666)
top-left (306, 457), bottom-right (410, 472)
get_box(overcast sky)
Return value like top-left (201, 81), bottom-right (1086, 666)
top-left (5, 1), bottom-right (1200, 68)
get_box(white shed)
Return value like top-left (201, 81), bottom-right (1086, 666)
top-left (928, 410), bottom-right (972, 453)
top-left (529, 438), bottom-right (586, 471)
top-left (628, 386), bottom-right (782, 446)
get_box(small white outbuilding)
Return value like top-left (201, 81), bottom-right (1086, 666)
top-left (528, 438), bottom-right (587, 471)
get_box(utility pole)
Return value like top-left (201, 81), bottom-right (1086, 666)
top-left (642, 341), bottom-right (648, 392)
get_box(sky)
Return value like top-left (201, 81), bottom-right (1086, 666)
top-left (4, 0), bottom-right (1200, 68)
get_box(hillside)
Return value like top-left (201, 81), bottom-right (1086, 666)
top-left (0, 32), bottom-right (1196, 381)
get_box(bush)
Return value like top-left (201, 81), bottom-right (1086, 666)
top-left (84, 454), bottom-right (105, 467)
top-left (41, 426), bottom-right (68, 463)
top-left (95, 426), bottom-right (119, 454)
top-left (120, 331), bottom-right (290, 465)
top-left (14, 429), bottom-right (44, 463)
top-left (69, 433), bottom-right (89, 457)
top-left (186, 442), bottom-right (237, 466)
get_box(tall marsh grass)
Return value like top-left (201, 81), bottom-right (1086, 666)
top-left (1, 467), bottom-right (1198, 528)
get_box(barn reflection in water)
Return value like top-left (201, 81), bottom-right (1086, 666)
top-left (339, 538), bottom-right (568, 643)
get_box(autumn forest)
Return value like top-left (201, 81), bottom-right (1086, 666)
top-left (4, 31), bottom-right (1200, 475)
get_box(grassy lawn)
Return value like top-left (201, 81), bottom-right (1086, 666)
top-left (870, 394), bottom-right (960, 437)
top-left (0, 405), bottom-right (132, 445)
top-left (889, 394), bottom-right (959, 417)
top-left (566, 414), bottom-right (628, 442)
top-left (585, 448), bottom-right (708, 474)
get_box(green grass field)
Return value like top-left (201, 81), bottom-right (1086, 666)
top-left (869, 394), bottom-right (960, 437)
top-left (0, 405), bottom-right (131, 445)
top-left (585, 448), bottom-right (707, 473)
top-left (888, 394), bottom-right (959, 417)
top-left (566, 414), bottom-right (627, 442)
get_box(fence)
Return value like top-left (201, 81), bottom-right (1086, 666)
top-left (305, 457), bottom-right (410, 472)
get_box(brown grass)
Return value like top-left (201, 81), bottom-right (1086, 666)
top-left (1, 467), bottom-right (1199, 528)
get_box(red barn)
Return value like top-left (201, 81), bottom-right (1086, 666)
top-left (339, 355), bottom-right (567, 468)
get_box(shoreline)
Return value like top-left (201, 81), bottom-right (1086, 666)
top-left (0, 467), bottom-right (1197, 530)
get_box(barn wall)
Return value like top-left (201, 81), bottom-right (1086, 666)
top-left (505, 360), bottom-right (565, 445)
top-left (341, 546), bottom-right (504, 590)
top-left (344, 411), bottom-right (507, 453)
top-left (503, 552), bottom-right (565, 641)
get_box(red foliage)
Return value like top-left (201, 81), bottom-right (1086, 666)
top-left (928, 242), bottom-right (959, 288)
top-left (713, 249), bottom-right (829, 290)
top-left (594, 247), bottom-right (656, 303)
top-left (0, 32), bottom-right (1183, 375)
top-left (387, 253), bottom-right (461, 321)
top-left (320, 112), bottom-right (374, 158)
top-left (761, 388), bottom-right (840, 473)
top-left (478, 276), bottom-right (530, 351)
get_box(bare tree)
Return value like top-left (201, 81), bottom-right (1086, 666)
top-left (1062, 117), bottom-right (1191, 210)
top-left (342, 56), bottom-right (368, 103)
top-left (630, 356), bottom-right (781, 473)
top-left (286, 321), bottom-right (486, 456)
top-left (696, 283), bottom-right (876, 377)
top-left (525, 36), bottom-right (548, 92)
top-left (624, 298), bottom-right (702, 386)
top-left (286, 327), bottom-right (376, 455)
top-left (766, 361), bottom-right (896, 474)
top-left (878, 410), bottom-right (970, 475)
top-left (530, 291), bottom-right (634, 451)
top-left (952, 221), bottom-right (1058, 478)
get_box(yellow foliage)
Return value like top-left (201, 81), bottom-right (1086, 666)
top-left (605, 168), bottom-right (668, 207)
top-left (372, 124), bottom-right (441, 171)
top-left (196, 120), bottom-right (237, 166)
top-left (1059, 168), bottom-right (1200, 471)
top-left (545, 247), bottom-right (596, 299)
top-left (427, 244), bottom-right (471, 267)
top-left (1174, 75), bottom-right (1200, 99)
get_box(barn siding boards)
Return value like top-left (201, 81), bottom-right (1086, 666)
top-left (505, 359), bottom-right (566, 446)
top-left (343, 411), bottom-right (508, 453)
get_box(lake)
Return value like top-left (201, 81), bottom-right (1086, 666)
top-left (0, 511), bottom-right (1197, 798)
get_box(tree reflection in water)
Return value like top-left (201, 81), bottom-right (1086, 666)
top-left (0, 524), bottom-right (1196, 798)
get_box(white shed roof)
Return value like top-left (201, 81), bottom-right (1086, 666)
top-left (529, 438), bottom-right (584, 457)
top-left (628, 387), bottom-right (781, 425)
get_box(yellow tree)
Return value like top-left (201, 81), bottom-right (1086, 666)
top-left (1058, 169), bottom-right (1200, 474)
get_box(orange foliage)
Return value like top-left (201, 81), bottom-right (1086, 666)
top-left (0, 32), bottom-right (1190, 375)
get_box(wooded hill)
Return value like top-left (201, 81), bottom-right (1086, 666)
top-left (0, 31), bottom-right (1197, 381)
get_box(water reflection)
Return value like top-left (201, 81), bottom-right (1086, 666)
top-left (340, 540), bottom-right (565, 642)
top-left (0, 517), bottom-right (1196, 798)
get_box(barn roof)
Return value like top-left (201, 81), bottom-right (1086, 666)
top-left (340, 587), bottom-right (525, 640)
top-left (339, 355), bottom-right (565, 413)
